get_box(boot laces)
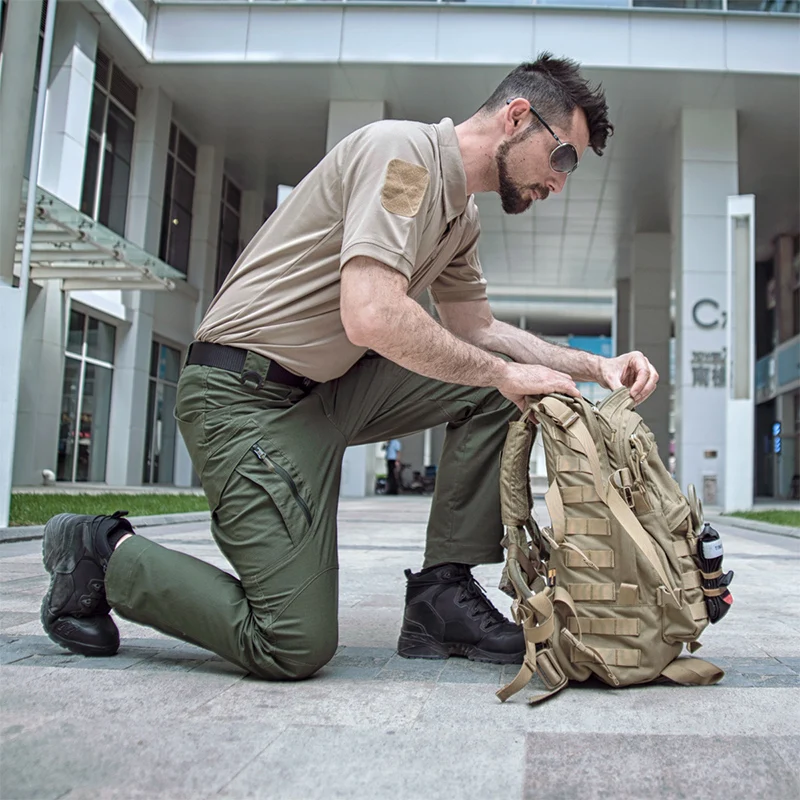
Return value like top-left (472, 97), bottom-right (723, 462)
top-left (454, 575), bottom-right (507, 629)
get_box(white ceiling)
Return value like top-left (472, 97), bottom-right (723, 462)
top-left (111, 54), bottom-right (799, 292)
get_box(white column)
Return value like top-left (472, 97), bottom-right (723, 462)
top-left (0, 0), bottom-right (44, 520)
top-left (37, 1), bottom-right (99, 207)
top-left (188, 144), bottom-right (225, 323)
top-left (328, 101), bottom-right (387, 497)
top-left (631, 233), bottom-right (671, 464)
top-left (672, 109), bottom-right (739, 508)
top-left (723, 195), bottom-right (755, 512)
top-left (106, 89), bottom-right (172, 486)
top-left (326, 100), bottom-right (386, 152)
top-left (12, 2), bottom-right (99, 487)
top-left (240, 189), bottom-right (265, 244)
top-left (615, 243), bottom-right (632, 357)
top-left (0, 0), bottom-right (43, 285)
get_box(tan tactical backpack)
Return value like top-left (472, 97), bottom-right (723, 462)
top-left (497, 388), bottom-right (728, 704)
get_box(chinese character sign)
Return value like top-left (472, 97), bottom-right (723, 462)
top-left (691, 349), bottom-right (727, 389)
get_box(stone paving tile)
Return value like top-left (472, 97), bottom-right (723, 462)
top-left (222, 725), bottom-right (527, 800)
top-left (1, 716), bottom-right (287, 800)
top-left (376, 653), bottom-right (446, 682)
top-left (522, 734), bottom-right (799, 800)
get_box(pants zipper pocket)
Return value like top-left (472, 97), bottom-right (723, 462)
top-left (251, 443), bottom-right (313, 526)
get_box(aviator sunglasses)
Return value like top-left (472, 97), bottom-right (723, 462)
top-left (506, 99), bottom-right (580, 175)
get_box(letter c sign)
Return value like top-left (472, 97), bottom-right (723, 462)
top-left (692, 299), bottom-right (727, 330)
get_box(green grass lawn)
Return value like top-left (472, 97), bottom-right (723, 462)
top-left (9, 493), bottom-right (209, 527)
top-left (727, 509), bottom-right (800, 528)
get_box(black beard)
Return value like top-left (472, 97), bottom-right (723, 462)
top-left (496, 140), bottom-right (549, 214)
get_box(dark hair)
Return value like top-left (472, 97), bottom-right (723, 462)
top-left (480, 53), bottom-right (613, 156)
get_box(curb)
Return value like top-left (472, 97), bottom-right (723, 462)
top-left (0, 511), bottom-right (212, 544)
top-left (706, 513), bottom-right (800, 540)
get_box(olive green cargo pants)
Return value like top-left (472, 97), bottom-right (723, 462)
top-left (105, 351), bottom-right (518, 679)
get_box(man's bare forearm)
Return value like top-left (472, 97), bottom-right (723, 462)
top-left (357, 296), bottom-right (509, 388)
top-left (480, 319), bottom-right (601, 382)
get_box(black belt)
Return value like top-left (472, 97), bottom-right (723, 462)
top-left (186, 341), bottom-right (316, 390)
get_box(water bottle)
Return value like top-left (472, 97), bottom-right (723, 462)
top-left (696, 523), bottom-right (734, 624)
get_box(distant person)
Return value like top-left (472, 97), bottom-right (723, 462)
top-left (40, 54), bottom-right (658, 679)
top-left (385, 439), bottom-right (402, 495)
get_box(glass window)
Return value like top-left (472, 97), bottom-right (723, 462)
top-left (81, 49), bottom-right (137, 236)
top-left (67, 310), bottom-right (85, 354)
top-left (58, 312), bottom-right (115, 483)
top-left (144, 341), bottom-right (181, 484)
top-left (215, 175), bottom-right (242, 292)
top-left (159, 124), bottom-right (197, 276)
top-left (86, 318), bottom-right (116, 362)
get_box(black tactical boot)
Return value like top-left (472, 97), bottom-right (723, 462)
top-left (41, 511), bottom-right (134, 657)
top-left (397, 563), bottom-right (524, 664)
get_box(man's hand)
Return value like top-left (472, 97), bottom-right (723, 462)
top-left (596, 351), bottom-right (659, 405)
top-left (497, 363), bottom-right (580, 411)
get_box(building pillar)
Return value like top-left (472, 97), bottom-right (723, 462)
top-left (0, 0), bottom-right (43, 286)
top-left (240, 189), bottom-right (265, 244)
top-left (672, 109), bottom-right (739, 507)
top-left (188, 145), bottom-right (225, 322)
top-left (775, 235), bottom-right (795, 346)
top-left (0, 0), bottom-right (44, 518)
top-left (327, 100), bottom-right (387, 497)
top-left (106, 89), bottom-right (172, 486)
top-left (631, 233), bottom-right (671, 464)
top-left (614, 243), bottom-right (632, 357)
top-left (37, 1), bottom-right (98, 207)
top-left (326, 100), bottom-right (386, 153)
top-left (11, 2), bottom-right (99, 487)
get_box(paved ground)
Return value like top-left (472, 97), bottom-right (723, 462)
top-left (1, 497), bottom-right (798, 800)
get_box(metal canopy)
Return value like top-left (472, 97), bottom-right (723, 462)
top-left (15, 182), bottom-right (185, 291)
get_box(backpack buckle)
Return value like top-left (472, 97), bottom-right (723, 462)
top-left (622, 486), bottom-right (635, 508)
top-left (535, 647), bottom-right (567, 692)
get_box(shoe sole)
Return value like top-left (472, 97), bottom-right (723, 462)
top-left (397, 629), bottom-right (523, 665)
top-left (40, 598), bottom-right (119, 657)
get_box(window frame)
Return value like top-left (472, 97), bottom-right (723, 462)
top-left (143, 339), bottom-right (183, 485)
top-left (60, 311), bottom-right (116, 484)
top-left (81, 49), bottom-right (137, 234)
top-left (159, 123), bottom-right (198, 276)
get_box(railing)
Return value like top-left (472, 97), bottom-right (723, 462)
top-left (152, 0), bottom-right (800, 10)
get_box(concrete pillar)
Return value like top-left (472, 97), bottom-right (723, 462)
top-left (13, 282), bottom-right (69, 486)
top-left (328, 100), bottom-right (387, 497)
top-left (37, 1), bottom-right (99, 207)
top-left (326, 100), bottom-right (386, 152)
top-left (106, 88), bottom-right (172, 486)
top-left (0, 0), bottom-right (43, 286)
top-left (631, 233), bottom-right (671, 464)
top-left (0, 0), bottom-right (44, 519)
top-left (240, 189), bottom-right (265, 244)
top-left (775, 235), bottom-right (795, 346)
top-left (188, 144), bottom-right (225, 322)
top-left (615, 243), bottom-right (632, 357)
top-left (11, 2), bottom-right (99, 487)
top-left (672, 109), bottom-right (738, 507)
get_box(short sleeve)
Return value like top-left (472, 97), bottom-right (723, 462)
top-left (339, 123), bottom-right (435, 279)
top-left (429, 206), bottom-right (488, 304)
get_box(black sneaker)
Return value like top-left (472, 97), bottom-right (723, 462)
top-left (397, 563), bottom-right (524, 664)
top-left (41, 511), bottom-right (133, 657)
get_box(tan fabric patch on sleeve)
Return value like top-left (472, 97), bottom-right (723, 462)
top-left (380, 159), bottom-right (430, 217)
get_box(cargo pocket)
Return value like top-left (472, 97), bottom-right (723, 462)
top-left (235, 438), bottom-right (314, 548)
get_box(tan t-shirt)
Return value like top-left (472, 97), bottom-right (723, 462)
top-left (195, 117), bottom-right (487, 383)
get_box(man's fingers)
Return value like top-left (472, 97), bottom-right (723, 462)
top-left (636, 366), bottom-right (660, 403)
top-left (628, 357), bottom-right (650, 400)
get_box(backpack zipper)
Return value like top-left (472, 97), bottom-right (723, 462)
top-left (250, 443), bottom-right (312, 526)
